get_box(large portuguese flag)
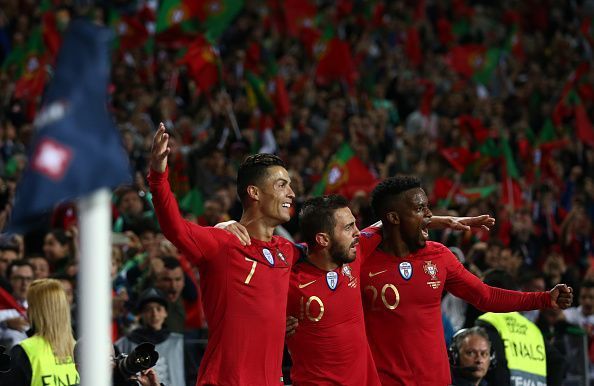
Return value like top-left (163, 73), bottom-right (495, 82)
top-left (312, 143), bottom-right (378, 199)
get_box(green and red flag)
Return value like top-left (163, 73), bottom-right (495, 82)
top-left (13, 27), bottom-right (47, 102)
top-left (446, 44), bottom-right (486, 79)
top-left (199, 0), bottom-right (244, 41)
top-left (439, 147), bottom-right (479, 173)
top-left (458, 185), bottom-right (497, 202)
top-left (178, 35), bottom-right (219, 92)
top-left (284, 0), bottom-right (317, 37)
top-left (500, 137), bottom-right (524, 208)
top-left (156, 0), bottom-right (201, 46)
top-left (312, 143), bottom-right (378, 199)
top-left (575, 101), bottom-right (594, 147)
top-left (109, 10), bottom-right (149, 52)
top-left (315, 37), bottom-right (356, 86)
top-left (458, 115), bottom-right (489, 143)
top-left (246, 71), bottom-right (274, 113)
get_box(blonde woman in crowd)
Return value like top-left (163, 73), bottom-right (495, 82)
top-left (0, 279), bottom-right (79, 385)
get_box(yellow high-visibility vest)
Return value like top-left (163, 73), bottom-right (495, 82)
top-left (479, 311), bottom-right (547, 386)
top-left (20, 335), bottom-right (80, 386)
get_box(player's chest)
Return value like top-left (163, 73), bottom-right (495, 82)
top-left (290, 264), bottom-right (361, 325)
top-left (226, 245), bottom-right (292, 294)
top-left (360, 257), bottom-right (446, 311)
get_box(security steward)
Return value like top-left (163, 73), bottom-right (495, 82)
top-left (476, 269), bottom-right (568, 386)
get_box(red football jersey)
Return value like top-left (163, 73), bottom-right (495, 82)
top-left (286, 253), bottom-right (380, 386)
top-left (149, 168), bottom-right (297, 385)
top-left (360, 234), bottom-right (551, 386)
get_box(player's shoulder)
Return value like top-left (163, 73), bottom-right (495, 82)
top-left (358, 226), bottom-right (382, 259)
top-left (417, 241), bottom-right (452, 257)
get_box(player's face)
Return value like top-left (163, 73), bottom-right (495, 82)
top-left (258, 166), bottom-right (295, 224)
top-left (328, 207), bottom-right (360, 265)
top-left (458, 335), bottom-right (491, 381)
top-left (397, 188), bottom-right (431, 251)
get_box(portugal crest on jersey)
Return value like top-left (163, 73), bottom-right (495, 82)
top-left (399, 261), bottom-right (413, 280)
top-left (423, 260), bottom-right (441, 289)
top-left (326, 271), bottom-right (338, 290)
top-left (262, 248), bottom-right (274, 266)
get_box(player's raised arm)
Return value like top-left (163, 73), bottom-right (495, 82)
top-left (148, 123), bottom-right (220, 263)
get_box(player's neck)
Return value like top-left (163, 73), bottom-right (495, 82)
top-left (380, 229), bottom-right (411, 257)
top-left (239, 211), bottom-right (277, 242)
top-left (306, 249), bottom-right (339, 271)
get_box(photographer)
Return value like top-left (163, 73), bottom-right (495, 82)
top-left (115, 288), bottom-right (183, 386)
top-left (74, 340), bottom-right (163, 386)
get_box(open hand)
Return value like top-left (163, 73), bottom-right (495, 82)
top-left (215, 220), bottom-right (251, 246)
top-left (430, 215), bottom-right (495, 232)
top-left (150, 122), bottom-right (170, 173)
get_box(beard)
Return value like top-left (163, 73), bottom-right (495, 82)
top-left (329, 240), bottom-right (356, 266)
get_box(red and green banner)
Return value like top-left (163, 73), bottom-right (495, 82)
top-left (315, 37), bottom-right (356, 86)
top-left (178, 35), bottom-right (219, 91)
top-left (13, 27), bottom-right (47, 103)
top-left (446, 44), bottom-right (486, 79)
top-left (312, 143), bottom-right (378, 199)
top-left (200, 0), bottom-right (244, 41)
top-left (246, 71), bottom-right (274, 113)
top-left (109, 11), bottom-right (149, 52)
top-left (439, 147), bottom-right (479, 173)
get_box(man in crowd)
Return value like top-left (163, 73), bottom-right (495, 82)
top-left (448, 327), bottom-right (492, 386)
top-left (154, 257), bottom-right (186, 334)
top-left (0, 261), bottom-right (33, 348)
top-left (360, 176), bottom-right (573, 385)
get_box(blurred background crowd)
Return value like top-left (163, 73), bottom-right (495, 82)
top-left (0, 0), bottom-right (593, 384)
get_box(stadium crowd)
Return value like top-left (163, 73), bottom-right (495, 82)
top-left (0, 0), bottom-right (593, 385)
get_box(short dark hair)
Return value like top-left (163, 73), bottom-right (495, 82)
top-left (160, 256), bottom-right (181, 270)
top-left (7, 260), bottom-right (33, 279)
top-left (370, 176), bottom-right (421, 219)
top-left (482, 268), bottom-right (518, 291)
top-left (299, 195), bottom-right (349, 246)
top-left (236, 154), bottom-right (286, 203)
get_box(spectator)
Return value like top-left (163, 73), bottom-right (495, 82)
top-left (42, 229), bottom-right (74, 275)
top-left (154, 257), bottom-right (186, 334)
top-left (116, 288), bottom-right (184, 386)
top-left (26, 255), bottom-right (50, 280)
top-left (0, 260), bottom-right (33, 348)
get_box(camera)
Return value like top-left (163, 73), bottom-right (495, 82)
top-left (113, 342), bottom-right (159, 386)
top-left (0, 345), bottom-right (10, 372)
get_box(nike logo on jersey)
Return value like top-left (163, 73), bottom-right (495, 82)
top-left (368, 270), bottom-right (387, 277)
top-left (298, 280), bottom-right (317, 288)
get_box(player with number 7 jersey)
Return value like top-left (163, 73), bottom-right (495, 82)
top-left (149, 124), bottom-right (300, 386)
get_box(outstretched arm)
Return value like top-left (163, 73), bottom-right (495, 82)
top-left (446, 258), bottom-right (573, 312)
top-left (429, 215), bottom-right (495, 231)
top-left (366, 214), bottom-right (495, 232)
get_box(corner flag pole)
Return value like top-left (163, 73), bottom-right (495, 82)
top-left (78, 188), bottom-right (112, 386)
